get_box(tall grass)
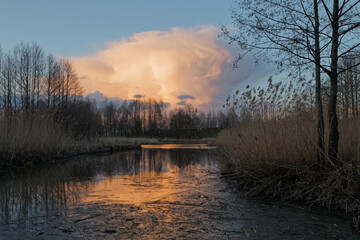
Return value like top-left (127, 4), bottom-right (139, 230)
top-left (218, 114), bottom-right (316, 172)
top-left (0, 112), bottom-right (77, 166)
top-left (0, 112), bottom-right (213, 169)
top-left (338, 118), bottom-right (360, 165)
top-left (217, 114), bottom-right (360, 217)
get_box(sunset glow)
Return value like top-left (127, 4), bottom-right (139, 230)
top-left (72, 26), bottom-right (244, 108)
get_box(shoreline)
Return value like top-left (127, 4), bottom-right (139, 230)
top-left (217, 155), bottom-right (360, 233)
top-left (216, 123), bottom-right (360, 233)
top-left (0, 137), bottom-right (216, 174)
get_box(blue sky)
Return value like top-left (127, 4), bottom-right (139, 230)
top-left (0, 0), bottom-right (273, 109)
top-left (0, 0), bottom-right (236, 56)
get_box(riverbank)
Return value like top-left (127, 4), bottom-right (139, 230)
top-left (216, 116), bottom-right (360, 232)
top-left (0, 116), bottom-right (216, 172)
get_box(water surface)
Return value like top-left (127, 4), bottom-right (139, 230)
top-left (0, 144), bottom-right (357, 239)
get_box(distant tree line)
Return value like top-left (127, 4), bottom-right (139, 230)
top-left (101, 99), bottom-right (238, 138)
top-left (0, 42), bottom-right (237, 139)
top-left (338, 56), bottom-right (360, 119)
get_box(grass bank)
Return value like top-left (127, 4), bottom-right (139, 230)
top-left (0, 113), bottom-right (78, 168)
top-left (99, 137), bottom-right (216, 146)
top-left (0, 113), bottom-right (215, 171)
top-left (216, 115), bottom-right (360, 230)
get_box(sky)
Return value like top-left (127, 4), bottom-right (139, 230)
top-left (0, 0), bottom-right (273, 110)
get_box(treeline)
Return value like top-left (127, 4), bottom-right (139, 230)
top-left (101, 99), bottom-right (237, 138)
top-left (0, 42), bottom-right (83, 112)
top-left (0, 42), bottom-right (236, 139)
top-left (0, 43), bottom-right (103, 137)
top-left (338, 57), bottom-right (360, 119)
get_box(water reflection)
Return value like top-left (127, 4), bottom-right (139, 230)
top-left (141, 144), bottom-right (216, 149)
top-left (0, 146), bottom-right (215, 223)
top-left (0, 146), bottom-right (357, 239)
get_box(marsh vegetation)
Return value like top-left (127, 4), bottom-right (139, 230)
top-left (218, 1), bottom-right (360, 229)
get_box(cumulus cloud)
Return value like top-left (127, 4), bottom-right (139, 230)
top-left (72, 25), bottom-right (255, 109)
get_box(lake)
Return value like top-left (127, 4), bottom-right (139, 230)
top-left (0, 144), bottom-right (357, 239)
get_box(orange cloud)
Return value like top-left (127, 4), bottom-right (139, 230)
top-left (72, 26), bottom-right (250, 108)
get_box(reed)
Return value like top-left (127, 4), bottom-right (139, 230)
top-left (0, 112), bottom-right (215, 169)
top-left (0, 112), bottom-right (77, 166)
top-left (0, 113), bottom-right (145, 168)
top-left (217, 114), bottom-right (360, 219)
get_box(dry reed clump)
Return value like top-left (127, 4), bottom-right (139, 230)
top-left (1, 114), bottom-right (210, 169)
top-left (338, 118), bottom-right (360, 166)
top-left (217, 115), bottom-right (360, 215)
top-left (0, 113), bottom-right (77, 167)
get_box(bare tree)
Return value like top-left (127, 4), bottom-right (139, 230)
top-left (63, 59), bottom-right (83, 107)
top-left (104, 102), bottom-right (117, 136)
top-left (221, 0), bottom-right (360, 165)
top-left (30, 43), bottom-right (45, 110)
top-left (221, 0), bottom-right (327, 163)
top-left (46, 54), bottom-right (56, 109)
top-left (320, 0), bottom-right (360, 164)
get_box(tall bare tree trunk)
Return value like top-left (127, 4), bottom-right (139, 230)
top-left (328, 0), bottom-right (340, 165)
top-left (351, 71), bottom-right (355, 117)
top-left (356, 71), bottom-right (359, 116)
top-left (345, 77), bottom-right (349, 119)
top-left (314, 0), bottom-right (325, 164)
